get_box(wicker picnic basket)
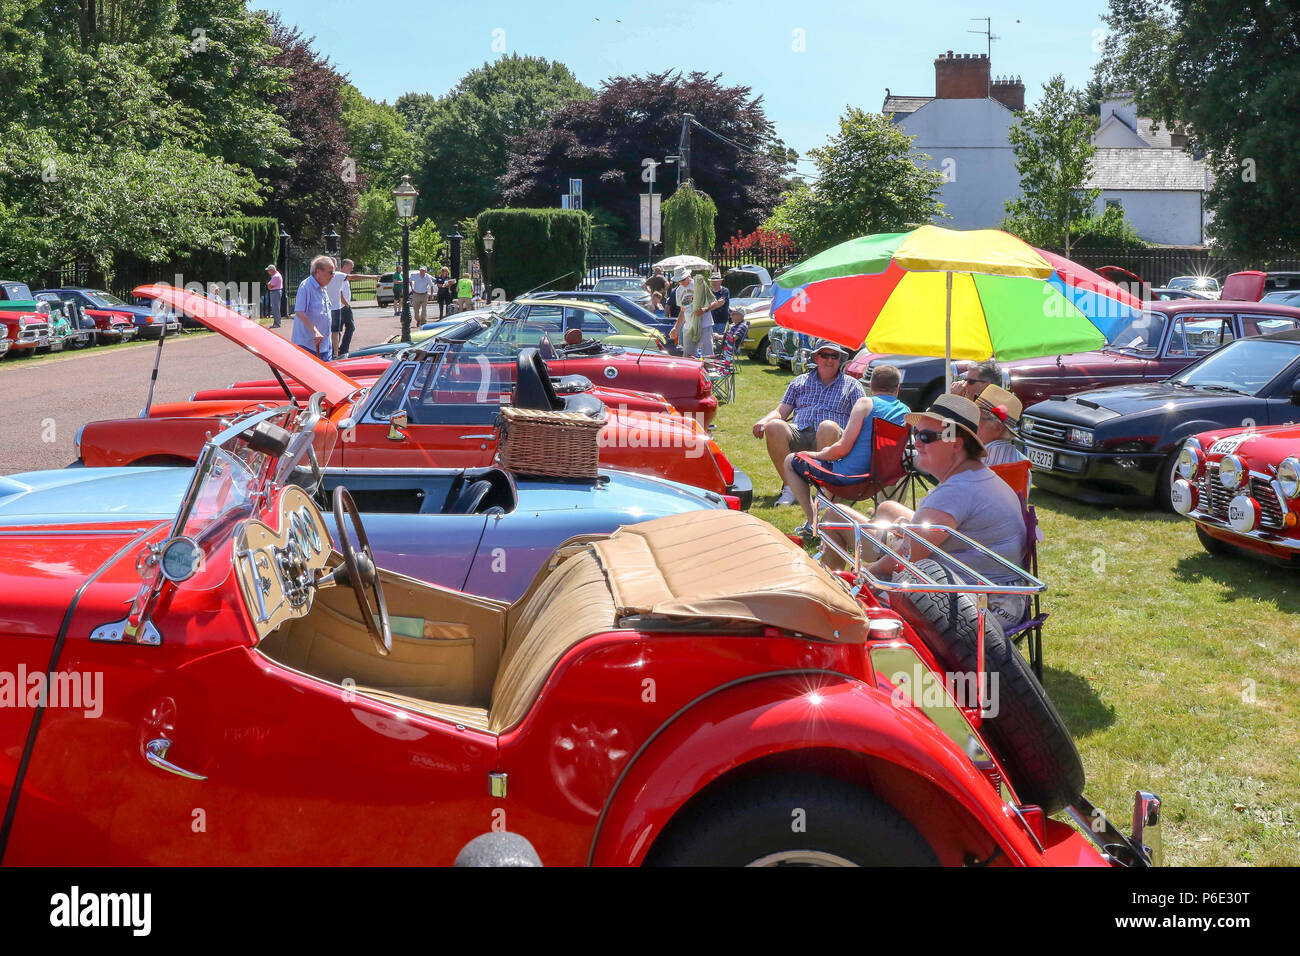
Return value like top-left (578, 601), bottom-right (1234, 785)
top-left (497, 406), bottom-right (604, 478)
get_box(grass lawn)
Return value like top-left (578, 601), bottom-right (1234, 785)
top-left (714, 355), bottom-right (1299, 866)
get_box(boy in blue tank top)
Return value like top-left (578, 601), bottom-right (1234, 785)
top-left (786, 364), bottom-right (908, 535)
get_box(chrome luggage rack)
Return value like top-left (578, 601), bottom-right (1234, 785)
top-left (811, 489), bottom-right (1045, 702)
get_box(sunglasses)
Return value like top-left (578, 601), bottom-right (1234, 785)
top-left (814, 352), bottom-right (841, 360)
top-left (914, 429), bottom-right (947, 444)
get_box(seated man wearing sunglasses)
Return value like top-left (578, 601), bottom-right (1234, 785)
top-left (830, 394), bottom-right (1029, 628)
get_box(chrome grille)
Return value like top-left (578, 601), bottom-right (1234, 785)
top-left (1021, 417), bottom-right (1069, 448)
top-left (17, 322), bottom-right (49, 341)
top-left (1201, 463), bottom-right (1284, 529)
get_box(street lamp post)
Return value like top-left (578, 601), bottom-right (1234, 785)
top-left (221, 234), bottom-right (235, 289)
top-left (324, 224), bottom-right (340, 257)
top-left (448, 229), bottom-right (463, 281)
top-left (392, 175), bottom-right (419, 342)
top-left (483, 231), bottom-right (495, 304)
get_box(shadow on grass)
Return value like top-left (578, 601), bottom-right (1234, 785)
top-left (1032, 485), bottom-right (1185, 525)
top-left (1040, 665), bottom-right (1116, 738)
top-left (1172, 548), bottom-right (1300, 611)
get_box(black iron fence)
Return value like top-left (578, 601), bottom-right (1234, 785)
top-left (1044, 248), bottom-right (1300, 287)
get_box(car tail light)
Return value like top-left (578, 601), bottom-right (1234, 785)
top-left (708, 440), bottom-right (734, 486)
top-left (722, 494), bottom-right (742, 510)
top-left (697, 370), bottom-right (711, 397)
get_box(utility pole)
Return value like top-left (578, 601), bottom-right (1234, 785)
top-left (679, 113), bottom-right (693, 187)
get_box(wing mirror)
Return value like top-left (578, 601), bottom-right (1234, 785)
top-left (387, 410), bottom-right (409, 441)
top-left (1291, 377), bottom-right (1300, 406)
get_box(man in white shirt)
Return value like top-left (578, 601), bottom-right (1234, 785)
top-left (410, 266), bottom-right (436, 324)
top-left (325, 258), bottom-right (357, 357)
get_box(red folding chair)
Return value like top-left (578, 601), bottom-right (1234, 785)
top-left (795, 418), bottom-right (910, 508)
top-left (990, 460), bottom-right (1047, 678)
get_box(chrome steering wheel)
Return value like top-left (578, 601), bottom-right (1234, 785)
top-left (332, 485), bottom-right (391, 656)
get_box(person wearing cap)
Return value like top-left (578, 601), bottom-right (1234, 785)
top-left (784, 364), bottom-right (907, 534)
top-left (974, 384), bottom-right (1027, 468)
top-left (670, 269), bottom-right (716, 358)
top-left (266, 265), bottom-right (283, 328)
top-left (705, 273), bottom-right (730, 335)
top-left (853, 393), bottom-right (1029, 628)
top-left (410, 265), bottom-right (436, 324)
top-left (753, 340), bottom-right (866, 505)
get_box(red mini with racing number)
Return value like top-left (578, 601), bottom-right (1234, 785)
top-left (1171, 420), bottom-right (1300, 563)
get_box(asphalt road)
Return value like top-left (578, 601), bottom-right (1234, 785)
top-left (0, 304), bottom-right (404, 475)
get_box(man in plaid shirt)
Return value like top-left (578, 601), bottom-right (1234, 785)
top-left (753, 340), bottom-right (865, 504)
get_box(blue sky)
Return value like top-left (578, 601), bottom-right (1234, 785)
top-left (268, 0), bottom-right (1112, 158)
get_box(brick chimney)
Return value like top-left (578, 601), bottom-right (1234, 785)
top-left (991, 75), bottom-right (1025, 111)
top-left (934, 51), bottom-right (990, 99)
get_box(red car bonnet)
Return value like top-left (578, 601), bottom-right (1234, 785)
top-left (133, 284), bottom-right (360, 406)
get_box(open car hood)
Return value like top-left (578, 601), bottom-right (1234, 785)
top-left (133, 284), bottom-right (360, 406)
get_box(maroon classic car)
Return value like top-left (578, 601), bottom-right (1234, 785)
top-left (1002, 300), bottom-right (1300, 409)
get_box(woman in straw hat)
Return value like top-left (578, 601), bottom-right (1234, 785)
top-left (829, 393), bottom-right (1029, 628)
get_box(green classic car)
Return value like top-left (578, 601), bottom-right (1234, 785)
top-left (1, 280), bottom-right (91, 351)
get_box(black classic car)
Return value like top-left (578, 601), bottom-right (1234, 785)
top-left (1020, 331), bottom-right (1300, 509)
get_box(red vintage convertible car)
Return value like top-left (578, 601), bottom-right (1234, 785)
top-left (0, 399), bottom-right (1158, 865)
top-left (1171, 420), bottom-right (1300, 563)
top-left (75, 288), bottom-right (751, 505)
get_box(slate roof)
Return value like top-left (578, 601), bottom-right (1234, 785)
top-left (882, 95), bottom-right (933, 118)
top-left (1087, 147), bottom-right (1209, 191)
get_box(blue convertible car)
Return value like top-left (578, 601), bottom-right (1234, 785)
top-left (0, 458), bottom-right (728, 604)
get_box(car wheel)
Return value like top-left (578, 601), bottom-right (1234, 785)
top-left (753, 335), bottom-right (769, 364)
top-left (645, 773), bottom-right (938, 867)
top-left (891, 559), bottom-right (1085, 814)
top-left (1154, 449), bottom-right (1179, 511)
top-left (1195, 524), bottom-right (1235, 557)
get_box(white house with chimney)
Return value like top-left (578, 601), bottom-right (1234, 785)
top-left (1086, 93), bottom-right (1210, 246)
top-left (884, 52), bottom-right (1024, 230)
top-left (885, 64), bottom-right (1211, 246)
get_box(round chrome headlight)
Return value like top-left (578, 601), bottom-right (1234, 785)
top-left (1218, 454), bottom-right (1246, 489)
top-left (1177, 443), bottom-right (1204, 480)
top-left (1277, 457), bottom-right (1300, 499)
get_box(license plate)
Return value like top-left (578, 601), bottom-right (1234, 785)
top-left (1027, 447), bottom-right (1054, 469)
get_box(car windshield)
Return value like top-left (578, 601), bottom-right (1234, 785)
top-left (1105, 310), bottom-right (1168, 352)
top-left (88, 291), bottom-right (129, 307)
top-left (1169, 276), bottom-right (1218, 292)
top-left (594, 278), bottom-right (644, 293)
top-left (1170, 339), bottom-right (1300, 394)
top-left (370, 344), bottom-right (517, 422)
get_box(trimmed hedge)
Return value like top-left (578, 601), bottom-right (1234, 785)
top-left (474, 209), bottom-right (590, 298)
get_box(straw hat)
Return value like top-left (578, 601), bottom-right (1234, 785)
top-left (904, 393), bottom-right (985, 452)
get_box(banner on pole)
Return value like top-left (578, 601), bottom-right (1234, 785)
top-left (639, 193), bottom-right (661, 243)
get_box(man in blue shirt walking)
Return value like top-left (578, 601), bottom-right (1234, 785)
top-left (293, 255), bottom-right (335, 361)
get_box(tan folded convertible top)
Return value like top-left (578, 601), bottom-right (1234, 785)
top-left (588, 510), bottom-right (871, 644)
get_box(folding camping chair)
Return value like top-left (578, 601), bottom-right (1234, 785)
top-left (989, 459), bottom-right (1048, 678)
top-left (795, 418), bottom-right (913, 512)
top-left (702, 327), bottom-right (743, 405)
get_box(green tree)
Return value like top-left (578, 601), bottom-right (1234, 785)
top-left (662, 184), bottom-right (717, 259)
top-left (1002, 76), bottom-right (1100, 254)
top-left (340, 83), bottom-right (417, 188)
top-left (407, 219), bottom-right (447, 273)
top-left (346, 187), bottom-right (403, 272)
top-left (413, 55), bottom-right (591, 228)
top-left (1098, 0), bottom-right (1300, 256)
top-left (762, 108), bottom-right (944, 254)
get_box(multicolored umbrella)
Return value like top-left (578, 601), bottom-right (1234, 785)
top-left (771, 226), bottom-right (1143, 375)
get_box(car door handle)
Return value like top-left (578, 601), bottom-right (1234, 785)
top-left (145, 738), bottom-right (207, 781)
top-left (459, 433), bottom-right (495, 439)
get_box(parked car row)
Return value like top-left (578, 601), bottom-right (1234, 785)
top-left (0, 280), bottom-right (185, 357)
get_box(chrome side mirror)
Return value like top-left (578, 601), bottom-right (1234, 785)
top-left (1131, 791), bottom-right (1162, 866)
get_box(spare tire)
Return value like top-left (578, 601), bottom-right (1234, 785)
top-left (889, 559), bottom-right (1084, 813)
